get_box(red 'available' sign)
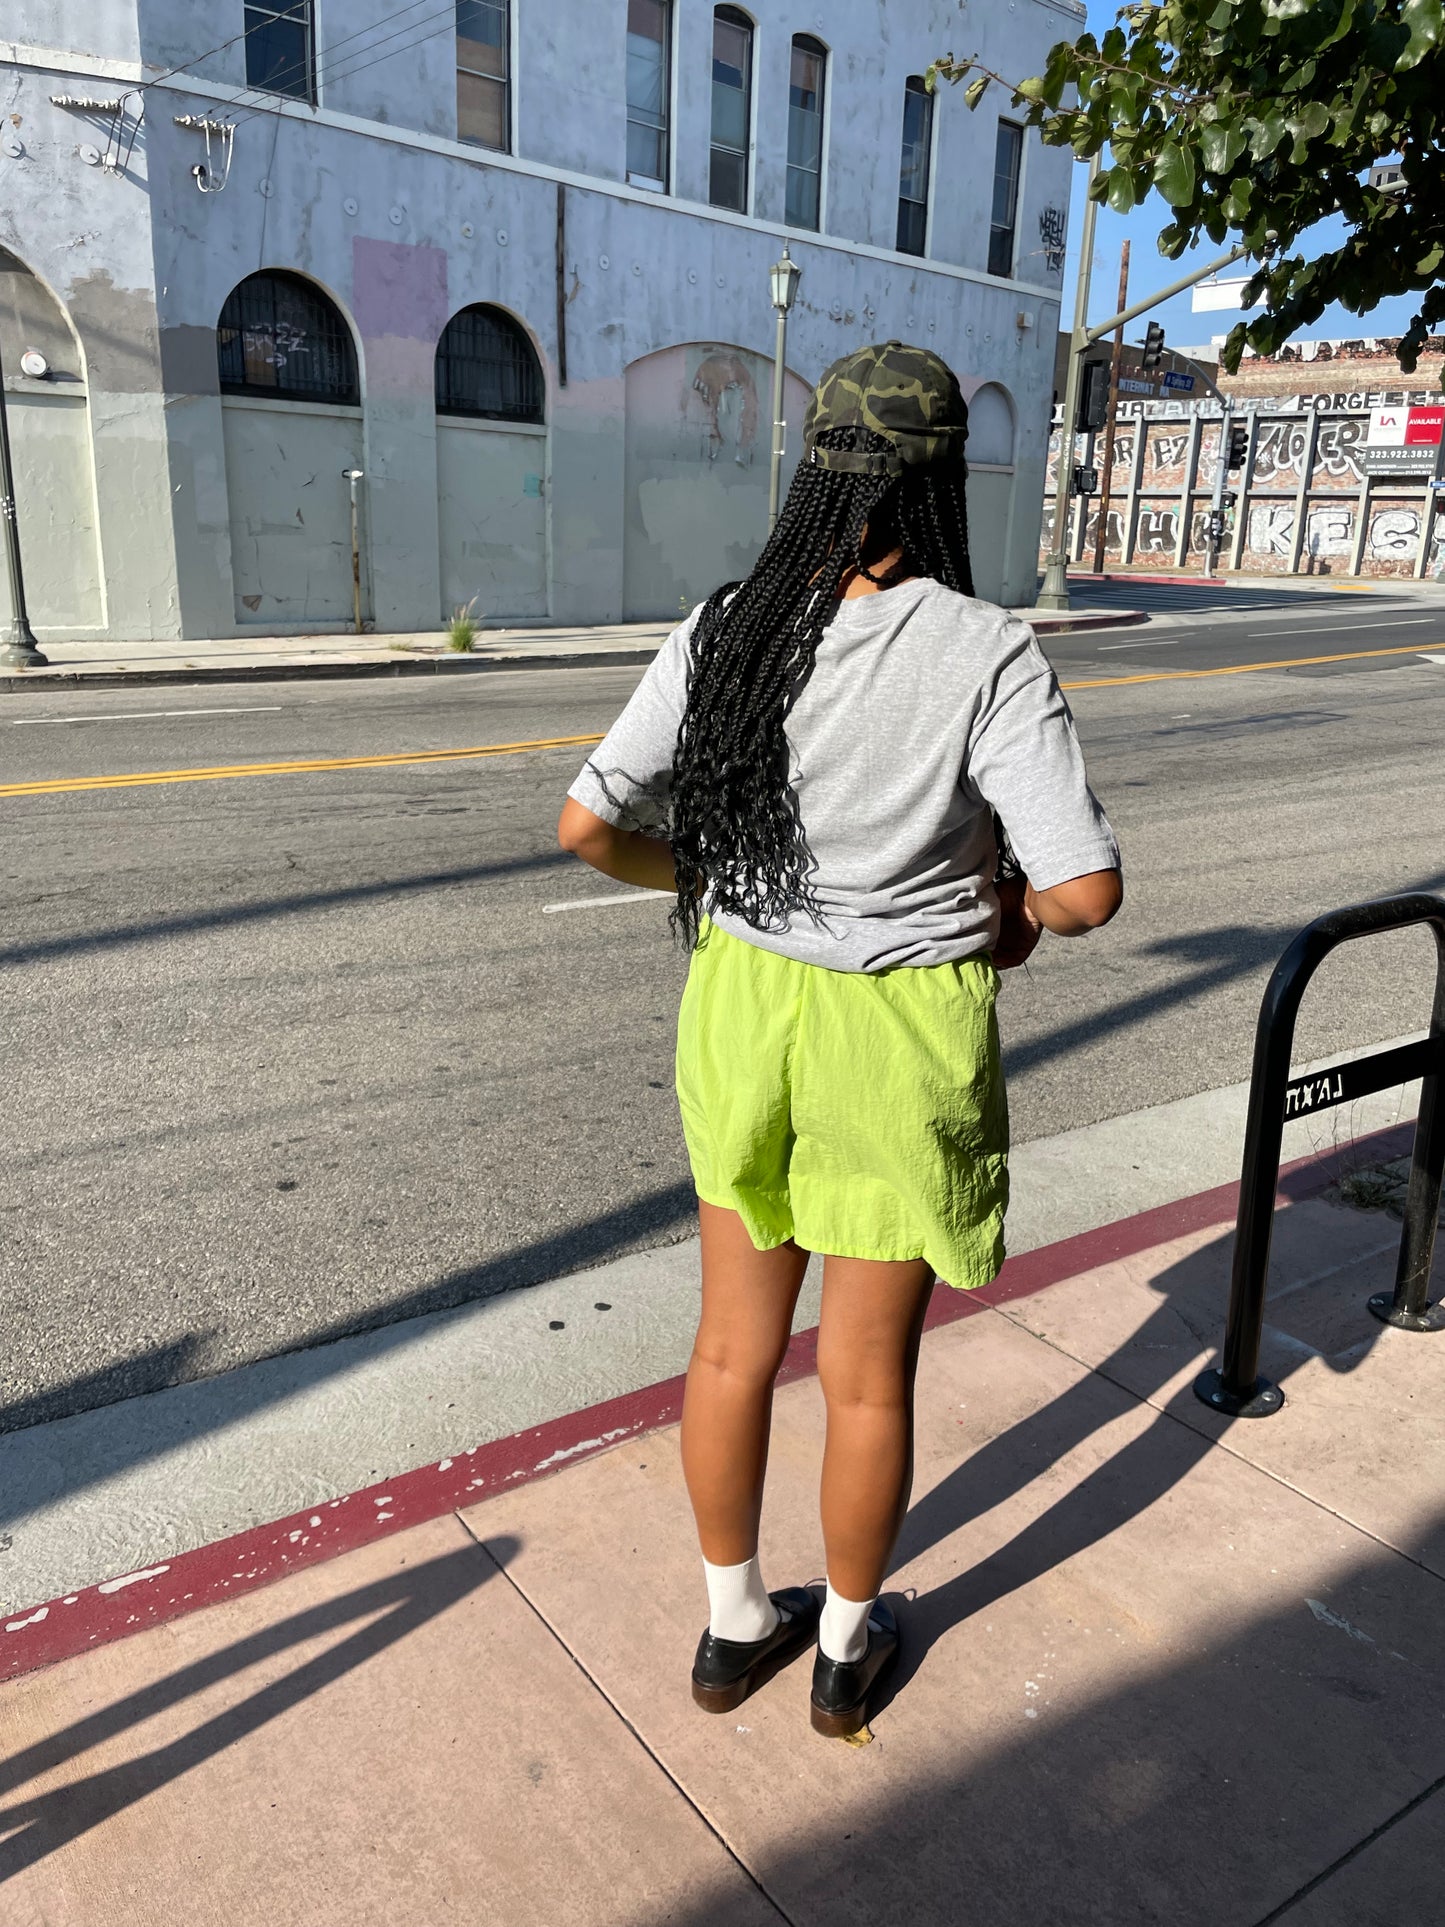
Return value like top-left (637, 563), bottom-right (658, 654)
top-left (1405, 406), bottom-right (1445, 445)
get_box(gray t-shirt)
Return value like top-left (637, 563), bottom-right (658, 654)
top-left (568, 578), bottom-right (1119, 972)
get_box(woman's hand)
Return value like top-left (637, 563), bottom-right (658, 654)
top-left (993, 873), bottom-right (1044, 970)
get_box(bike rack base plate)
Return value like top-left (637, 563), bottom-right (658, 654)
top-left (1367, 1291), bottom-right (1445, 1334)
top-left (1192, 1368), bottom-right (1286, 1419)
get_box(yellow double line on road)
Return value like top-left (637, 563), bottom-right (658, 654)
top-left (0, 640), bottom-right (1436, 798)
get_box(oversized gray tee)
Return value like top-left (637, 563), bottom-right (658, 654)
top-left (568, 578), bottom-right (1119, 973)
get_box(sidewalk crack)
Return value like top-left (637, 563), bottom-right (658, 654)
top-left (454, 1509), bottom-right (799, 1927)
top-left (1247, 1767), bottom-right (1445, 1925)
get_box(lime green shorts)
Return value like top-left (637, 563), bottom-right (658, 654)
top-left (675, 921), bottom-right (1009, 1290)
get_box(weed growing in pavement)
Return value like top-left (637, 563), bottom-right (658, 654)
top-left (447, 598), bottom-right (481, 652)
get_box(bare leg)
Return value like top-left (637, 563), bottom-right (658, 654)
top-left (680, 1202), bottom-right (810, 1565)
top-left (816, 1255), bottom-right (936, 1602)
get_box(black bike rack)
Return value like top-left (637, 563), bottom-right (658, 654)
top-left (1194, 893), bottom-right (1445, 1421)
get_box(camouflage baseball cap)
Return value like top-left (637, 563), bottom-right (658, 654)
top-left (802, 340), bottom-right (969, 476)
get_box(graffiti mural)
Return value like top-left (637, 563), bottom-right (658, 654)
top-left (1310, 415), bottom-right (1367, 489)
top-left (1130, 497), bottom-right (1182, 565)
top-left (1366, 497), bottom-right (1425, 576)
top-left (1146, 424), bottom-right (1193, 489)
top-left (1251, 419), bottom-right (1310, 489)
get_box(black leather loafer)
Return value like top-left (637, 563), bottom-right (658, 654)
top-left (691, 1585), bottom-right (823, 1714)
top-left (810, 1598), bottom-right (899, 1738)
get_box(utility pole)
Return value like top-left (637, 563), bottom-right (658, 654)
top-left (0, 345), bottom-right (49, 670)
top-left (1090, 238), bottom-right (1130, 575)
top-left (1038, 151), bottom-right (1103, 611)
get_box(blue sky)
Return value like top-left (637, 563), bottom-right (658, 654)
top-left (1057, 0), bottom-right (1422, 354)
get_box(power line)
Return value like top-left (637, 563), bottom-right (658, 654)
top-left (220, 0), bottom-right (452, 122)
top-left (230, 8), bottom-right (466, 132)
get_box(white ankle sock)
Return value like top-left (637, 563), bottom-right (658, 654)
top-left (703, 1555), bottom-right (782, 1643)
top-left (819, 1583), bottom-right (876, 1664)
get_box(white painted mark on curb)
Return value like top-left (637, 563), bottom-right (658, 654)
top-left (542, 891), bottom-right (671, 914)
top-left (97, 1565), bottom-right (171, 1594)
top-left (5, 1606), bottom-right (48, 1632)
top-left (528, 1427), bottom-right (633, 1474)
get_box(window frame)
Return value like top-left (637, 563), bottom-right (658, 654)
top-left (786, 32), bottom-right (827, 233)
top-left (456, 0), bottom-right (512, 154)
top-left (626, 0), bottom-right (673, 193)
top-left (435, 304), bottom-right (546, 425)
top-left (896, 74), bottom-right (934, 257)
top-left (243, 0), bottom-right (316, 105)
top-left (709, 5), bottom-right (754, 215)
top-left (989, 119), bottom-right (1025, 280)
top-left (217, 271), bottom-right (359, 406)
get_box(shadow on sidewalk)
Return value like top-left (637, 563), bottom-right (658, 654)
top-left (0, 1536), bottom-right (518, 1881)
top-left (884, 1181), bottom-right (1440, 1706)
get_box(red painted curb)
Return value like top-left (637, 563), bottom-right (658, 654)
top-left (1, 1122), bottom-right (1413, 1685)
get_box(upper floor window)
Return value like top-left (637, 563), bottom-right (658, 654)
top-left (244, 1), bottom-right (315, 103)
top-left (435, 305), bottom-right (544, 422)
top-left (989, 121), bottom-right (1024, 278)
top-left (457, 1), bottom-right (510, 151)
top-left (896, 76), bottom-right (933, 256)
top-left (627, 0), bottom-right (671, 191)
top-left (710, 6), bottom-right (753, 213)
top-left (218, 272), bottom-right (358, 404)
top-left (786, 35), bottom-right (826, 230)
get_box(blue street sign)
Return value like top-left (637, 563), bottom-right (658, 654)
top-left (1162, 371), bottom-right (1197, 392)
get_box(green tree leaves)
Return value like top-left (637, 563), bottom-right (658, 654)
top-left (933, 1), bottom-right (1445, 380)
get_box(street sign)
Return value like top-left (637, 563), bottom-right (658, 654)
top-left (1162, 370), bottom-right (1197, 392)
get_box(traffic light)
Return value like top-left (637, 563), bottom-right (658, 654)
top-left (1077, 359), bottom-right (1111, 432)
top-left (1226, 423), bottom-right (1249, 469)
top-left (1141, 321), bottom-right (1166, 371)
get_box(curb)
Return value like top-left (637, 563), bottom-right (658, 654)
top-left (0, 611), bottom-right (1147, 694)
top-left (0, 649), bottom-right (666, 695)
top-left (1, 1121), bottom-right (1410, 1686)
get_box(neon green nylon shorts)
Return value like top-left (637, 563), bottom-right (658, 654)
top-left (675, 920), bottom-right (1009, 1290)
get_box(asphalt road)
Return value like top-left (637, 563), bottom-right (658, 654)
top-left (4, 590), bottom-right (1444, 1428)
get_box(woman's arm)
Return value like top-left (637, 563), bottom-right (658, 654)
top-left (1027, 866), bottom-right (1122, 935)
top-left (557, 797), bottom-right (677, 893)
top-left (993, 866), bottom-right (1121, 969)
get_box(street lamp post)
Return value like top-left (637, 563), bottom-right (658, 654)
top-left (768, 244), bottom-right (802, 533)
top-left (0, 345), bottom-right (48, 669)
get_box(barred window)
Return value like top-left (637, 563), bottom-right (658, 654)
top-left (244, 2), bottom-right (315, 103)
top-left (217, 272), bottom-right (358, 404)
top-left (435, 305), bottom-right (543, 422)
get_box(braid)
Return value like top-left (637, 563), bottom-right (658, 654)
top-left (667, 426), bottom-right (974, 946)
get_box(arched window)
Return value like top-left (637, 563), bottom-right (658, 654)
top-left (435, 305), bottom-right (544, 422)
top-left (787, 34), bottom-right (826, 230)
top-left (217, 272), bottom-right (358, 403)
top-left (710, 7), bottom-right (753, 213)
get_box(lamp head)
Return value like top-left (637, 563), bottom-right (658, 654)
top-left (770, 245), bottom-right (801, 314)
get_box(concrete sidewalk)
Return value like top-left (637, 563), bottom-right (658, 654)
top-left (0, 601), bottom-right (1144, 693)
top-left (3, 1160), bottom-right (1441, 1923)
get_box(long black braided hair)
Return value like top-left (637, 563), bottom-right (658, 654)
top-left (666, 424), bottom-right (978, 947)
